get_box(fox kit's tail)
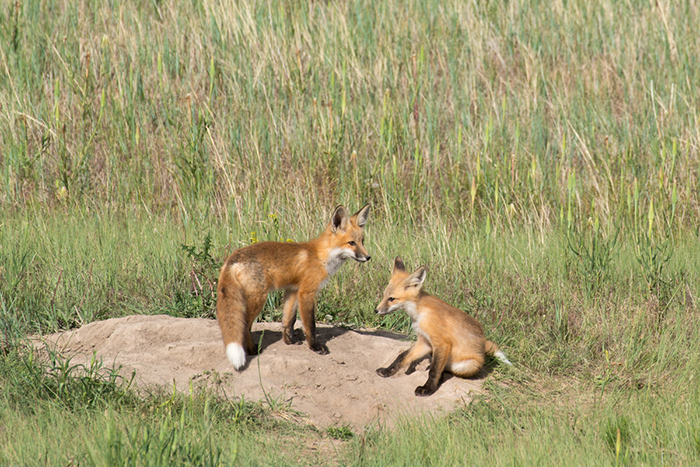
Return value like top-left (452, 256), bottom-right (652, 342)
top-left (217, 270), bottom-right (248, 370)
top-left (485, 340), bottom-right (512, 366)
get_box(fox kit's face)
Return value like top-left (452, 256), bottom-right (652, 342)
top-left (327, 204), bottom-right (371, 265)
top-left (375, 257), bottom-right (426, 315)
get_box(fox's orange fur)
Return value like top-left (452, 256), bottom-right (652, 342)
top-left (375, 257), bottom-right (511, 396)
top-left (217, 205), bottom-right (371, 370)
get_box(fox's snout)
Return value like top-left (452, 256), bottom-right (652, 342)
top-left (355, 254), bottom-right (371, 262)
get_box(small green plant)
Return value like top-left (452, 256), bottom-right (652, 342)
top-left (566, 216), bottom-right (620, 295)
top-left (42, 349), bottom-right (135, 411)
top-left (174, 108), bottom-right (213, 200)
top-left (563, 170), bottom-right (619, 295)
top-left (603, 415), bottom-right (631, 464)
top-left (552, 300), bottom-right (569, 342)
top-left (633, 195), bottom-right (676, 300)
top-left (178, 233), bottom-right (219, 319)
top-left (327, 425), bottom-right (354, 441)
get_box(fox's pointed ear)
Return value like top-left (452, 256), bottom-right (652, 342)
top-left (405, 266), bottom-right (427, 289)
top-left (331, 205), bottom-right (349, 232)
top-left (392, 256), bottom-right (406, 274)
top-left (352, 204), bottom-right (370, 228)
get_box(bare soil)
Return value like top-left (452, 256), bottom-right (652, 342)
top-left (39, 315), bottom-right (484, 429)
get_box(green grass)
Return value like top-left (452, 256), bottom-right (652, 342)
top-left (0, 347), bottom-right (337, 465)
top-left (1, 0), bottom-right (699, 465)
top-left (346, 379), bottom-right (700, 466)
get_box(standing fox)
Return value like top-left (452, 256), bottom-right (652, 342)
top-left (217, 205), bottom-right (371, 370)
top-left (375, 257), bottom-right (511, 396)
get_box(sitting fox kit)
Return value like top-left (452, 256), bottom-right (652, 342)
top-left (376, 257), bottom-right (511, 396)
top-left (217, 205), bottom-right (371, 370)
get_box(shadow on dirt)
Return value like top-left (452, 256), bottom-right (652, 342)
top-left (250, 325), bottom-right (412, 356)
top-left (247, 324), bottom-right (496, 391)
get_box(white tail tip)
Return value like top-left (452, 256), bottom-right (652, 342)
top-left (226, 343), bottom-right (247, 370)
top-left (494, 350), bottom-right (512, 366)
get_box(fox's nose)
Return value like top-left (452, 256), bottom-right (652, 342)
top-left (374, 309), bottom-right (380, 314)
top-left (366, 256), bottom-right (371, 261)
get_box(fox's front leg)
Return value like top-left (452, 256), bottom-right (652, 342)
top-left (415, 345), bottom-right (449, 396)
top-left (297, 288), bottom-right (328, 355)
top-left (377, 337), bottom-right (431, 377)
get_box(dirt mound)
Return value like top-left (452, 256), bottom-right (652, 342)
top-left (39, 315), bottom-right (484, 429)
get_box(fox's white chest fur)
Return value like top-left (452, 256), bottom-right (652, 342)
top-left (404, 302), bottom-right (432, 345)
top-left (321, 247), bottom-right (350, 289)
top-left (325, 247), bottom-right (349, 276)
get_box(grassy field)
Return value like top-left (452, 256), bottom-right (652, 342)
top-left (1, 0), bottom-right (699, 464)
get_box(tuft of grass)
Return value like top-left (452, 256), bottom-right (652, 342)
top-left (327, 425), bottom-right (355, 441)
top-left (0, 343), bottom-right (330, 465)
top-left (0, 344), bottom-right (136, 413)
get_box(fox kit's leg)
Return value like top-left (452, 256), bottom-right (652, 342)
top-left (297, 288), bottom-right (328, 354)
top-left (243, 293), bottom-right (267, 356)
top-left (243, 313), bottom-right (259, 357)
top-left (405, 357), bottom-right (422, 375)
top-left (281, 290), bottom-right (300, 345)
top-left (377, 336), bottom-right (431, 377)
top-left (415, 345), bottom-right (450, 396)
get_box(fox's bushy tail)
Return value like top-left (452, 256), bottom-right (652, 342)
top-left (485, 340), bottom-right (512, 366)
top-left (217, 268), bottom-right (248, 370)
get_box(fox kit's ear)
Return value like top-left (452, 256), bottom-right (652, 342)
top-left (393, 256), bottom-right (406, 274)
top-left (331, 205), bottom-right (349, 232)
top-left (405, 266), bottom-right (427, 289)
top-left (353, 204), bottom-right (370, 228)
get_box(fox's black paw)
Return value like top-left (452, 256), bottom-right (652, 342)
top-left (282, 336), bottom-right (295, 345)
top-left (414, 385), bottom-right (437, 397)
top-left (283, 330), bottom-right (303, 345)
top-left (376, 368), bottom-right (393, 378)
top-left (310, 342), bottom-right (329, 355)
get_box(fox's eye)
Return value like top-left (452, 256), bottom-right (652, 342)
top-left (348, 241), bottom-right (357, 246)
top-left (388, 297), bottom-right (395, 302)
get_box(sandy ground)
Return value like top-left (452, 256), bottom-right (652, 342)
top-left (38, 314), bottom-right (484, 429)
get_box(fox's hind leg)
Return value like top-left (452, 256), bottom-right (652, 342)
top-left (298, 288), bottom-right (328, 354)
top-left (415, 345), bottom-right (450, 396)
top-left (243, 293), bottom-right (267, 356)
top-left (282, 290), bottom-right (300, 345)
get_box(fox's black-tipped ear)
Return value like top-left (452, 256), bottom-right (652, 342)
top-left (393, 256), bottom-right (406, 274)
top-left (405, 266), bottom-right (427, 289)
top-left (331, 205), bottom-right (349, 232)
top-left (353, 204), bottom-right (370, 228)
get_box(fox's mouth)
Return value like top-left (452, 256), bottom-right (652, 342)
top-left (354, 255), bottom-right (371, 262)
top-left (375, 308), bottom-right (392, 315)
